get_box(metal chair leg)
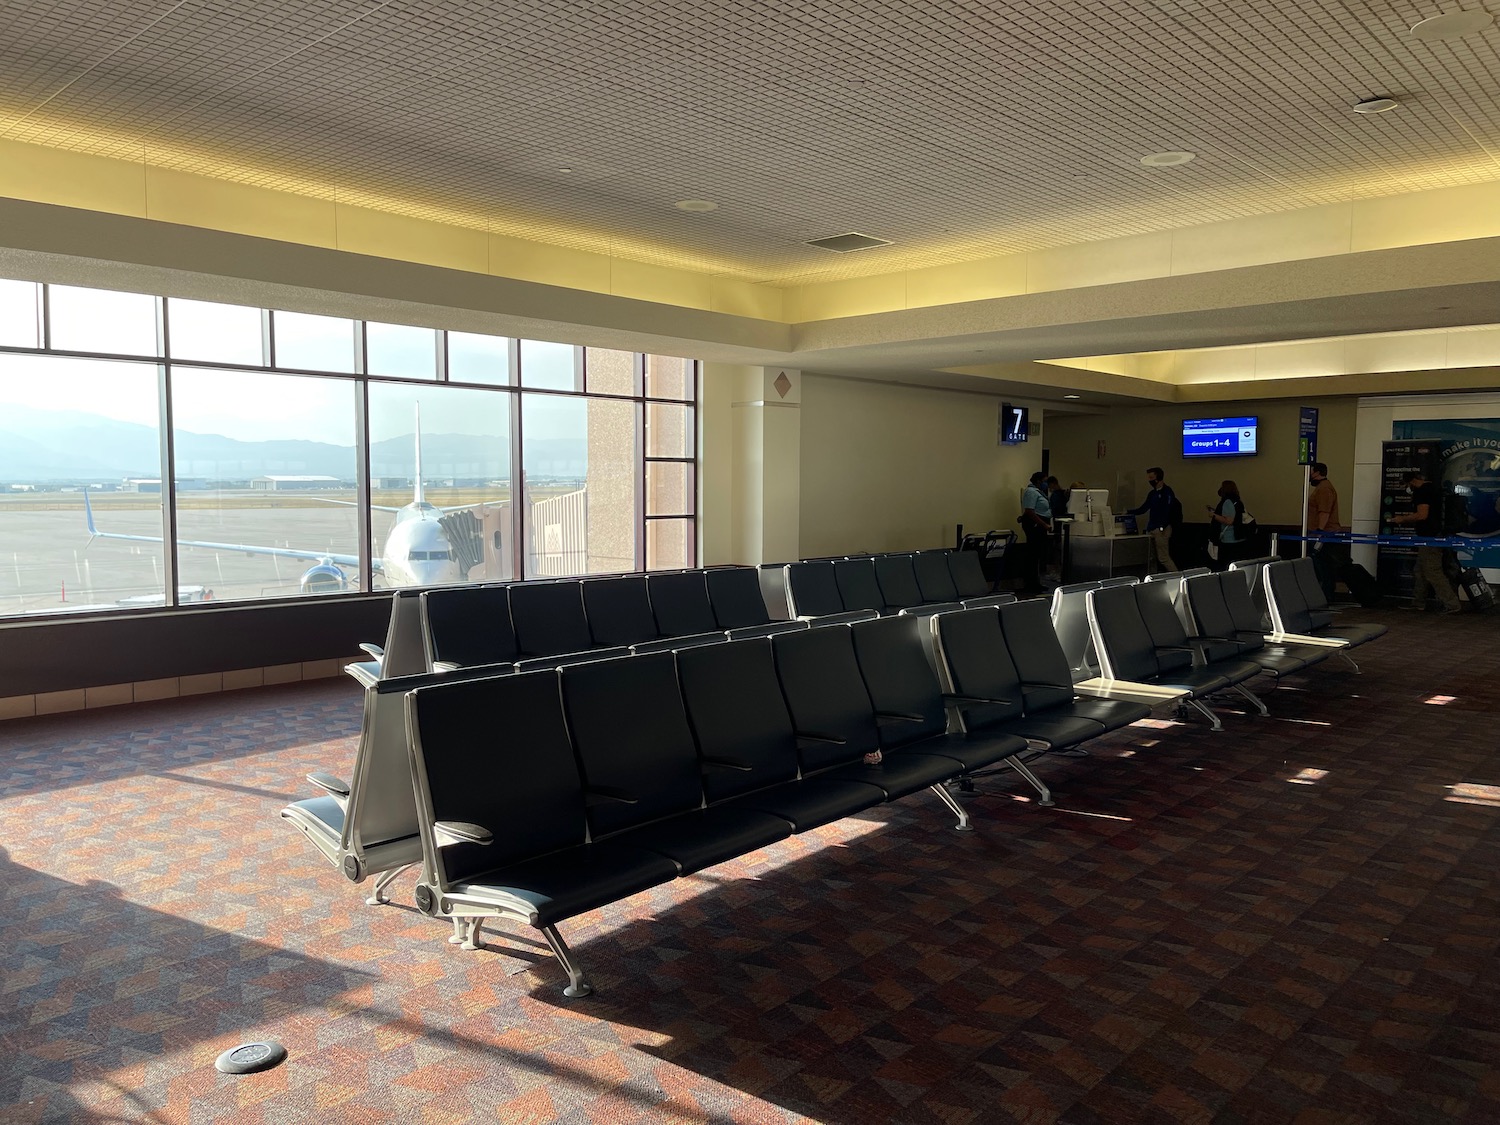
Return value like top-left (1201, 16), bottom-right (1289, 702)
top-left (1006, 755), bottom-right (1054, 806)
top-left (1232, 683), bottom-right (1269, 716)
top-left (1337, 650), bottom-right (1360, 673)
top-left (365, 862), bottom-right (412, 906)
top-left (541, 925), bottom-right (593, 998)
top-left (929, 782), bottom-right (973, 831)
top-left (1187, 698), bottom-right (1224, 731)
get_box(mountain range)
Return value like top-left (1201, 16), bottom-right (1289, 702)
top-left (0, 404), bottom-right (589, 482)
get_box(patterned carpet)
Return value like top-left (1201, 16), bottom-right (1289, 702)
top-left (3, 607), bottom-right (1499, 1124)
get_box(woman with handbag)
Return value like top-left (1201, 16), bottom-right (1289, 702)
top-left (1205, 480), bottom-right (1247, 571)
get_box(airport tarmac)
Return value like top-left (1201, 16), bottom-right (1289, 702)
top-left (0, 492), bottom-right (512, 616)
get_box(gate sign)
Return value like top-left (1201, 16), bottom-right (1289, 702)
top-left (1298, 406), bottom-right (1319, 466)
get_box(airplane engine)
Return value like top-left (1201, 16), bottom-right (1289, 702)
top-left (300, 563), bottom-right (348, 595)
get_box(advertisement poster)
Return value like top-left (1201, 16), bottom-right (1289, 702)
top-left (1378, 440), bottom-right (1440, 596)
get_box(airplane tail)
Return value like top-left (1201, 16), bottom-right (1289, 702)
top-left (83, 486), bottom-right (99, 542)
top-left (413, 402), bottom-right (425, 507)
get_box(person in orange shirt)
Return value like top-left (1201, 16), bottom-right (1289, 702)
top-left (1307, 462), bottom-right (1346, 600)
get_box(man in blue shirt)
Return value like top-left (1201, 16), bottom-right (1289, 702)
top-left (1127, 466), bottom-right (1179, 573)
top-left (1019, 471), bottom-right (1052, 594)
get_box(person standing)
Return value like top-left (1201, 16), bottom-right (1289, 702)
top-left (1307, 462), bottom-right (1347, 600)
top-left (1047, 476), bottom-right (1069, 520)
top-left (1390, 471), bottom-right (1460, 614)
top-left (1019, 471), bottom-right (1052, 595)
top-left (1205, 480), bottom-right (1247, 570)
top-left (1127, 467), bottom-right (1179, 573)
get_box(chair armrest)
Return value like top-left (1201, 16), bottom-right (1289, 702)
top-left (432, 660), bottom-right (461, 673)
top-left (359, 643), bottom-right (385, 660)
top-left (702, 756), bottom-right (754, 772)
top-left (943, 692), bottom-right (1014, 706)
top-left (344, 662), bottom-right (380, 688)
top-left (1018, 681), bottom-right (1071, 690)
top-left (585, 785), bottom-right (640, 805)
top-left (434, 821), bottom-right (493, 847)
top-left (875, 710), bottom-right (925, 722)
top-left (307, 771), bottom-right (351, 798)
top-left (1154, 645), bottom-right (1198, 655)
top-left (795, 731), bottom-right (847, 745)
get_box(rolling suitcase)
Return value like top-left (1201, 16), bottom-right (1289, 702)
top-left (1459, 567), bottom-right (1494, 612)
top-left (1337, 561), bottom-right (1381, 608)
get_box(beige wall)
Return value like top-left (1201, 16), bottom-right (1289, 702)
top-left (1045, 396), bottom-right (1358, 526)
top-left (798, 375), bottom-right (1043, 558)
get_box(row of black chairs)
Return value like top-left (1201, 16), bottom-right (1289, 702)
top-left (780, 549), bottom-right (1000, 620)
top-left (354, 565), bottom-right (808, 684)
top-left (400, 602), bottom-right (1154, 996)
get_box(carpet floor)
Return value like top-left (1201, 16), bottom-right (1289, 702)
top-left (2, 607), bottom-right (1499, 1124)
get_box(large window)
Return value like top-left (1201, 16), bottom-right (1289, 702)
top-left (0, 280), bottom-right (698, 618)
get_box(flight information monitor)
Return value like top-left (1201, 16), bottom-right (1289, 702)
top-left (1182, 416), bottom-right (1258, 458)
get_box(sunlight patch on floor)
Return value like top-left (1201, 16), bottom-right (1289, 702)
top-left (1446, 782), bottom-right (1500, 807)
top-left (1286, 767), bottom-right (1329, 785)
top-left (1424, 695), bottom-right (1458, 705)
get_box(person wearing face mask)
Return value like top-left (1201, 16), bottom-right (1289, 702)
top-left (1307, 462), bottom-right (1348, 600)
top-left (1126, 467), bottom-right (1179, 573)
top-left (1204, 480), bottom-right (1246, 570)
top-left (1390, 471), bottom-right (1460, 614)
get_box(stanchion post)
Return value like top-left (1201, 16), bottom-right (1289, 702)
top-left (1299, 464), bottom-right (1311, 558)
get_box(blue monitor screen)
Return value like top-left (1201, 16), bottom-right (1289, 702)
top-left (1182, 416), bottom-right (1258, 458)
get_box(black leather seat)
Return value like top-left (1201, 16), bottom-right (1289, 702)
top-left (677, 639), bottom-right (886, 830)
top-left (647, 571), bottom-right (720, 637)
top-left (772, 625), bottom-right (966, 802)
top-left (996, 600), bottom-right (1152, 731)
top-left (1087, 583), bottom-right (1231, 698)
top-left (420, 585), bottom-right (518, 670)
top-left (874, 554), bottom-right (926, 610)
top-left (947, 551), bottom-right (991, 599)
top-left (785, 560), bottom-right (845, 618)
top-left (581, 575), bottom-right (661, 647)
top-left (833, 558), bottom-right (887, 613)
top-left (935, 607), bottom-right (1109, 749)
top-left (1268, 560), bottom-right (1388, 646)
top-left (913, 550), bottom-right (961, 603)
top-left (1133, 580), bottom-right (1262, 688)
top-left (1184, 574), bottom-right (1325, 675)
top-left (509, 581), bottom-right (596, 658)
top-left (849, 613), bottom-right (1030, 776)
top-left (406, 670), bottom-right (680, 996)
top-left (561, 654), bottom-right (791, 875)
top-left (706, 567), bottom-right (775, 629)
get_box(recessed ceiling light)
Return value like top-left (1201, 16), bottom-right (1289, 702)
top-left (1140, 151), bottom-right (1195, 167)
top-left (1409, 9), bottom-right (1494, 40)
top-left (1351, 97), bottom-right (1400, 114)
top-left (557, 167), bottom-right (574, 174)
top-left (674, 199), bottom-right (718, 212)
top-left (1063, 394), bottom-right (1082, 400)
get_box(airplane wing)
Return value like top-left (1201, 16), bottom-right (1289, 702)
top-left (84, 490), bottom-right (376, 570)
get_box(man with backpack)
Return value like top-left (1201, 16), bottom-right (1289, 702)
top-left (1127, 466), bottom-right (1180, 573)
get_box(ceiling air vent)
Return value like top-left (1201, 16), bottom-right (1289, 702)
top-left (806, 232), bottom-right (892, 253)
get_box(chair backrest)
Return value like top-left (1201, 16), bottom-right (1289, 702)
top-left (1221, 569), bottom-right (1268, 634)
top-left (873, 554), bottom-right (925, 609)
top-left (421, 586), bottom-right (517, 669)
top-left (1292, 556), bottom-right (1329, 613)
top-left (1050, 581), bottom-right (1101, 681)
top-left (932, 607), bottom-right (1026, 731)
top-left (785, 561), bottom-right (844, 618)
top-left (407, 670), bottom-right (585, 885)
top-left (706, 567), bottom-right (773, 628)
top-left (647, 571), bottom-right (720, 637)
top-left (677, 639), bottom-right (803, 802)
top-left (996, 599), bottom-right (1075, 709)
top-left (1185, 574), bottom-right (1261, 651)
top-left (582, 575), bottom-right (660, 647)
top-left (833, 558), bottom-right (887, 613)
top-left (913, 550), bottom-right (960, 603)
top-left (560, 653), bottom-right (705, 839)
top-left (1265, 561), bottom-right (1313, 633)
top-left (849, 614), bottom-right (947, 748)
top-left (771, 625), bottom-right (881, 770)
top-left (1132, 581), bottom-right (1195, 672)
top-left (947, 550), bottom-right (991, 598)
top-left (509, 580), bottom-right (595, 657)
top-left (381, 590), bottom-right (430, 679)
top-left (1087, 584), bottom-right (1161, 681)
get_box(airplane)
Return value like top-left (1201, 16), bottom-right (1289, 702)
top-left (83, 414), bottom-right (473, 593)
